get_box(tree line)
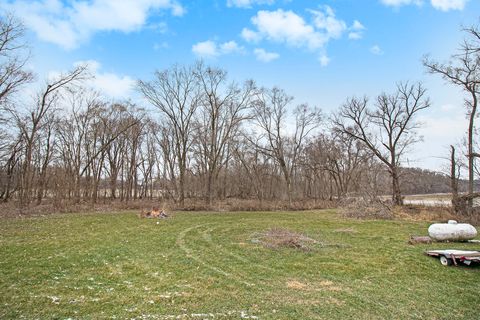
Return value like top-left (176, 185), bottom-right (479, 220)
top-left (0, 14), bottom-right (479, 213)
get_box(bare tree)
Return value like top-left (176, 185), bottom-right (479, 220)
top-left (155, 123), bottom-right (179, 200)
top-left (232, 137), bottom-right (272, 201)
top-left (0, 13), bottom-right (33, 203)
top-left (9, 65), bottom-right (88, 206)
top-left (0, 13), bottom-right (34, 108)
top-left (34, 112), bottom-right (56, 204)
top-left (104, 103), bottom-right (129, 199)
top-left (194, 63), bottom-right (256, 205)
top-left (138, 119), bottom-right (158, 199)
top-left (424, 24), bottom-right (480, 212)
top-left (450, 145), bottom-right (463, 212)
top-left (250, 87), bottom-right (322, 204)
top-left (333, 82), bottom-right (430, 205)
top-left (56, 88), bottom-right (101, 202)
top-left (138, 64), bottom-right (200, 206)
top-left (0, 134), bottom-right (22, 202)
top-left (304, 133), bottom-right (370, 199)
top-left (124, 111), bottom-right (145, 202)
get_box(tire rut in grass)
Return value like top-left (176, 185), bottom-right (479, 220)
top-left (176, 224), bottom-right (254, 287)
top-left (200, 225), bottom-right (276, 273)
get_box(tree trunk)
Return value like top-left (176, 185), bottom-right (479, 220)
top-left (391, 167), bottom-right (403, 206)
top-left (206, 169), bottom-right (213, 206)
top-left (450, 145), bottom-right (462, 213)
top-left (179, 168), bottom-right (185, 207)
top-left (110, 176), bottom-right (117, 199)
top-left (20, 139), bottom-right (34, 207)
top-left (467, 94), bottom-right (477, 214)
top-left (36, 172), bottom-right (47, 205)
top-left (278, 158), bottom-right (292, 205)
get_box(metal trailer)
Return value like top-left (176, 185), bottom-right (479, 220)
top-left (425, 249), bottom-right (480, 266)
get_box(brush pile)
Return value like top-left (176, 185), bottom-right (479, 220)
top-left (340, 198), bottom-right (393, 220)
top-left (252, 228), bottom-right (320, 251)
top-left (139, 207), bottom-right (169, 219)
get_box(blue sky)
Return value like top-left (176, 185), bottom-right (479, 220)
top-left (1, 0), bottom-right (479, 171)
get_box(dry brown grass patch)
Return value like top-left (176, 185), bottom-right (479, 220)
top-left (392, 205), bottom-right (455, 222)
top-left (340, 198), bottom-right (394, 220)
top-left (333, 227), bottom-right (357, 234)
top-left (326, 297), bottom-right (345, 306)
top-left (286, 280), bottom-right (309, 290)
top-left (286, 279), bottom-right (345, 293)
top-left (252, 228), bottom-right (320, 251)
top-left (317, 280), bottom-right (345, 292)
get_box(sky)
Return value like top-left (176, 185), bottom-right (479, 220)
top-left (1, 0), bottom-right (479, 172)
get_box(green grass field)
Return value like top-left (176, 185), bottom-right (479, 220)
top-left (1, 210), bottom-right (479, 319)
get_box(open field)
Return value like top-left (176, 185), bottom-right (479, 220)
top-left (378, 194), bottom-right (453, 207)
top-left (402, 194), bottom-right (452, 207)
top-left (403, 194), bottom-right (452, 201)
top-left (1, 210), bottom-right (479, 319)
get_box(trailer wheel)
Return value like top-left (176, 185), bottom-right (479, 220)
top-left (440, 256), bottom-right (452, 266)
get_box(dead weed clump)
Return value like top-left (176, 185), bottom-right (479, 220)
top-left (182, 199), bottom-right (337, 212)
top-left (340, 198), bottom-right (394, 220)
top-left (252, 228), bottom-right (320, 251)
top-left (0, 197), bottom-right (338, 217)
top-left (392, 205), bottom-right (455, 222)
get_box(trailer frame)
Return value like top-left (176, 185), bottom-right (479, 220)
top-left (425, 249), bottom-right (480, 266)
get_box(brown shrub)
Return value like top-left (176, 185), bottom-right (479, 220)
top-left (181, 198), bottom-right (337, 212)
top-left (392, 205), bottom-right (455, 222)
top-left (340, 198), bottom-right (394, 220)
top-left (252, 228), bottom-right (321, 251)
top-left (0, 198), bottom-right (337, 217)
top-left (392, 204), bottom-right (480, 226)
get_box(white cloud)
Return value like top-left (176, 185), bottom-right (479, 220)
top-left (241, 7), bottom-right (358, 65)
top-left (241, 28), bottom-right (262, 42)
top-left (153, 41), bottom-right (169, 51)
top-left (380, 0), bottom-right (423, 7)
top-left (94, 73), bottom-right (136, 99)
top-left (227, 0), bottom-right (274, 8)
top-left (310, 6), bottom-right (346, 39)
top-left (146, 22), bottom-right (169, 34)
top-left (348, 20), bottom-right (365, 40)
top-left (430, 0), bottom-right (468, 11)
top-left (242, 9), bottom-right (342, 49)
top-left (192, 40), bottom-right (219, 58)
top-left (0, 0), bottom-right (185, 50)
top-left (75, 60), bottom-right (135, 99)
top-left (348, 33), bottom-right (362, 40)
top-left (192, 40), bottom-right (244, 58)
top-left (352, 20), bottom-right (365, 30)
top-left (370, 45), bottom-right (384, 55)
top-left (319, 54), bottom-right (330, 67)
top-left (220, 41), bottom-right (245, 54)
top-left (253, 48), bottom-right (279, 62)
top-left (244, 9), bottom-right (327, 50)
top-left (380, 0), bottom-right (468, 11)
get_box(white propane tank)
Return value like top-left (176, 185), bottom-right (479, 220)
top-left (428, 220), bottom-right (478, 241)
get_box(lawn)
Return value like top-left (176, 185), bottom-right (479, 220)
top-left (0, 210), bottom-right (479, 319)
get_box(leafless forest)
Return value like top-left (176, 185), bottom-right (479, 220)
top-left (1, 14), bottom-right (479, 214)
